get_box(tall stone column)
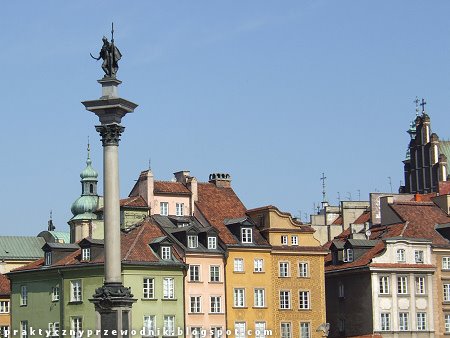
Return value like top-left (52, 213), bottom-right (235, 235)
top-left (82, 77), bottom-right (137, 338)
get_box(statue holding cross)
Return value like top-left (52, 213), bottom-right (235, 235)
top-left (90, 23), bottom-right (122, 78)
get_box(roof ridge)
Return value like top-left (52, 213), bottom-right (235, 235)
top-left (124, 223), bottom-right (147, 260)
top-left (400, 221), bottom-right (409, 237)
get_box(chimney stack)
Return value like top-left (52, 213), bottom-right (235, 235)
top-left (209, 173), bottom-right (232, 188)
top-left (173, 170), bottom-right (191, 183)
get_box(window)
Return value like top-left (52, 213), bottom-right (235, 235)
top-left (233, 288), bottom-right (245, 307)
top-left (210, 266), bottom-right (220, 282)
top-left (51, 286), bottom-right (59, 301)
top-left (48, 323), bottom-right (59, 337)
top-left (143, 278), bottom-right (154, 299)
top-left (299, 291), bottom-right (310, 309)
top-left (234, 258), bottom-right (244, 272)
top-left (163, 316), bottom-right (175, 336)
top-left (415, 250), bottom-right (424, 263)
top-left (417, 313), bottom-right (427, 330)
top-left (280, 322), bottom-right (292, 338)
top-left (444, 284), bottom-right (450, 302)
top-left (397, 276), bottom-right (408, 294)
top-left (291, 236), bottom-right (298, 246)
top-left (339, 319), bottom-right (345, 332)
top-left (416, 276), bottom-right (426, 294)
top-left (397, 249), bottom-right (405, 262)
top-left (143, 316), bottom-right (156, 336)
top-left (379, 276), bottom-right (390, 294)
top-left (190, 296), bottom-right (201, 313)
top-left (254, 259), bottom-right (263, 272)
top-left (187, 235), bottom-right (198, 249)
top-left (254, 288), bottom-right (265, 307)
top-left (70, 280), bottom-right (82, 302)
top-left (163, 278), bottom-right (174, 299)
top-left (160, 202), bottom-right (168, 216)
top-left (81, 248), bottom-right (91, 261)
top-left (20, 321), bottom-right (28, 338)
top-left (299, 262), bottom-right (309, 277)
top-left (0, 301), bottom-right (8, 313)
top-left (45, 252), bottom-right (52, 266)
top-left (343, 249), bottom-right (353, 262)
top-left (280, 291), bottom-right (291, 309)
top-left (210, 296), bottom-right (221, 313)
top-left (241, 228), bottom-right (252, 243)
top-left (300, 323), bottom-right (310, 338)
top-left (338, 282), bottom-right (345, 298)
top-left (161, 246), bottom-right (171, 260)
top-left (281, 235), bottom-right (288, 245)
top-left (443, 257), bottom-right (450, 270)
top-left (211, 327), bottom-right (222, 338)
top-left (176, 203), bottom-right (184, 216)
top-left (70, 317), bottom-right (82, 338)
top-left (1, 326), bottom-right (9, 338)
top-left (279, 262), bottom-right (290, 277)
top-left (380, 313), bottom-right (390, 331)
top-left (235, 322), bottom-right (246, 338)
top-left (208, 237), bottom-right (217, 249)
top-left (445, 314), bottom-right (450, 333)
top-left (189, 265), bottom-right (200, 282)
top-left (399, 312), bottom-right (409, 331)
top-left (20, 286), bottom-right (27, 306)
top-left (191, 327), bottom-right (202, 338)
top-left (255, 322), bottom-right (266, 338)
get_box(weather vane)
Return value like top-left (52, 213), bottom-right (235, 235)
top-left (90, 23), bottom-right (122, 78)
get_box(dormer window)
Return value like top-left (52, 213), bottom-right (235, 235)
top-left (187, 236), bottom-right (198, 249)
top-left (81, 248), bottom-right (91, 261)
top-left (292, 236), bottom-right (298, 246)
top-left (176, 203), bottom-right (184, 216)
top-left (241, 228), bottom-right (252, 243)
top-left (45, 252), bottom-right (52, 266)
top-left (178, 223), bottom-right (189, 228)
top-left (397, 249), bottom-right (405, 262)
top-left (281, 235), bottom-right (288, 245)
top-left (343, 249), bottom-right (353, 262)
top-left (161, 246), bottom-right (171, 260)
top-left (208, 237), bottom-right (217, 249)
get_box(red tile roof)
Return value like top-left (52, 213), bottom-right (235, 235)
top-left (195, 183), bottom-right (269, 246)
top-left (354, 211), bottom-right (370, 224)
top-left (154, 181), bottom-right (190, 195)
top-left (0, 274), bottom-right (10, 296)
top-left (11, 220), bottom-right (183, 272)
top-left (120, 196), bottom-right (148, 208)
top-left (332, 216), bottom-right (343, 225)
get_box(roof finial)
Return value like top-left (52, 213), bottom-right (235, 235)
top-left (86, 136), bottom-right (92, 165)
top-left (148, 157), bottom-right (152, 171)
top-left (420, 98), bottom-right (427, 113)
top-left (48, 210), bottom-right (55, 231)
top-left (414, 96), bottom-right (420, 116)
top-left (320, 172), bottom-right (327, 202)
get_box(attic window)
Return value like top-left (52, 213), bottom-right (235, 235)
top-left (343, 249), bottom-right (353, 262)
top-left (45, 252), bottom-right (52, 266)
top-left (208, 237), bottom-right (217, 249)
top-left (241, 228), bottom-right (252, 244)
top-left (415, 250), bottom-right (424, 263)
top-left (187, 236), bottom-right (198, 249)
top-left (81, 248), bottom-right (91, 261)
top-left (161, 246), bottom-right (171, 260)
top-left (178, 223), bottom-right (189, 228)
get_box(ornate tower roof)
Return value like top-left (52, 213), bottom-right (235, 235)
top-left (80, 142), bottom-right (98, 182)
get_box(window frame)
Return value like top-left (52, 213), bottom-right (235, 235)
top-left (254, 288), bottom-right (265, 308)
top-left (380, 313), bottom-right (391, 331)
top-left (279, 262), bottom-right (290, 278)
top-left (396, 249), bottom-right (406, 262)
top-left (160, 202), bottom-right (169, 216)
top-left (234, 258), bottom-right (244, 272)
top-left (210, 296), bottom-right (221, 313)
top-left (399, 312), bottom-right (409, 331)
top-left (163, 277), bottom-right (175, 299)
top-left (143, 315), bottom-right (156, 336)
top-left (0, 301), bottom-right (9, 314)
top-left (241, 228), bottom-right (253, 243)
top-left (210, 265), bottom-right (220, 282)
top-left (143, 278), bottom-right (155, 299)
top-left (175, 203), bottom-right (184, 216)
top-left (397, 276), bottom-right (408, 294)
top-left (279, 290), bottom-right (291, 309)
top-left (187, 235), bottom-right (199, 249)
top-left (254, 258), bottom-right (264, 272)
top-left (207, 236), bottom-right (217, 249)
top-left (379, 276), bottom-right (390, 294)
top-left (70, 280), bottom-right (82, 302)
top-left (161, 246), bottom-right (171, 260)
top-left (51, 286), bottom-right (60, 302)
top-left (291, 235), bottom-right (298, 246)
top-left (190, 296), bottom-right (201, 313)
top-left (81, 248), bottom-right (91, 261)
top-left (189, 265), bottom-right (200, 282)
top-left (20, 286), bottom-right (27, 306)
top-left (299, 291), bottom-right (310, 310)
top-left (233, 288), bottom-right (245, 308)
top-left (298, 262), bottom-right (309, 277)
top-left (417, 312), bottom-right (427, 331)
top-left (415, 276), bottom-right (426, 295)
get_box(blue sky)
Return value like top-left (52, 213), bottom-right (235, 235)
top-left (1, 1), bottom-right (450, 235)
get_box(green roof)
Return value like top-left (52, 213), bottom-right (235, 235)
top-left (439, 141), bottom-right (450, 161)
top-left (0, 236), bottom-right (45, 260)
top-left (47, 231), bottom-right (70, 243)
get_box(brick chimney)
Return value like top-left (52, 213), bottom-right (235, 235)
top-left (209, 173), bottom-right (232, 188)
top-left (173, 170), bottom-right (191, 183)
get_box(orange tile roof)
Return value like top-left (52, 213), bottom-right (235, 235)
top-left (120, 196), bottom-right (148, 208)
top-left (154, 181), bottom-right (190, 194)
top-left (354, 211), bottom-right (370, 224)
top-left (195, 183), bottom-right (269, 246)
top-left (332, 216), bottom-right (343, 225)
top-left (0, 273), bottom-right (10, 296)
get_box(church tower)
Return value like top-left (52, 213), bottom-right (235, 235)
top-left (68, 143), bottom-right (99, 242)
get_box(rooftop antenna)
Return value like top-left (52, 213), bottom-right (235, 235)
top-left (420, 98), bottom-right (427, 113)
top-left (48, 210), bottom-right (55, 231)
top-left (414, 96), bottom-right (420, 116)
top-left (346, 192), bottom-right (352, 201)
top-left (313, 202), bottom-right (316, 214)
top-left (320, 173), bottom-right (327, 202)
top-left (317, 203), bottom-right (320, 214)
top-left (148, 158), bottom-right (152, 170)
top-left (357, 189), bottom-right (361, 201)
top-left (303, 212), bottom-right (308, 223)
top-left (388, 176), bottom-right (393, 193)
top-left (337, 192), bottom-right (341, 204)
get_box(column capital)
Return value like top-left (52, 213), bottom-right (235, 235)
top-left (96, 123), bottom-right (125, 146)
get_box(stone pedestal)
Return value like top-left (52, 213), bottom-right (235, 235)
top-left (82, 77), bottom-right (138, 338)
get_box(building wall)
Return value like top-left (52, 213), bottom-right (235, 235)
top-left (184, 254), bottom-right (226, 335)
top-left (150, 195), bottom-right (191, 217)
top-left (120, 209), bottom-right (148, 229)
top-left (225, 249), bottom-right (272, 338)
top-left (0, 295), bottom-right (10, 333)
top-left (326, 271), bottom-right (373, 337)
top-left (432, 248), bottom-right (450, 337)
top-left (272, 252), bottom-right (326, 338)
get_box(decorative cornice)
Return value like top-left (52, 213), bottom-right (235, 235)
top-left (95, 123), bottom-right (125, 146)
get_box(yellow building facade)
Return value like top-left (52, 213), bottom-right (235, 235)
top-left (248, 206), bottom-right (328, 338)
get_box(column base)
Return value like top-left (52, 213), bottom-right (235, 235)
top-left (90, 283), bottom-right (137, 338)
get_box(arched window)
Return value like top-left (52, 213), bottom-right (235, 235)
top-left (90, 184), bottom-right (94, 194)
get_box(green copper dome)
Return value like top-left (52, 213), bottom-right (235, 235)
top-left (80, 144), bottom-right (98, 182)
top-left (71, 195), bottom-right (99, 217)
